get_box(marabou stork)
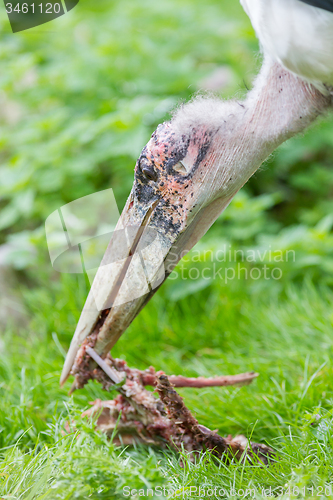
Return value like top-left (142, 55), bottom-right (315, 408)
top-left (61, 0), bottom-right (333, 388)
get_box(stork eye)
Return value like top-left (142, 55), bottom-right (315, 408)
top-left (142, 164), bottom-right (158, 182)
top-left (173, 161), bottom-right (187, 174)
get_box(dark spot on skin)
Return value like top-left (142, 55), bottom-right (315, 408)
top-left (134, 181), bottom-right (157, 207)
top-left (152, 204), bottom-right (181, 236)
top-left (192, 131), bottom-right (217, 172)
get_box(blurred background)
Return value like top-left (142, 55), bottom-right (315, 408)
top-left (1, 0), bottom-right (333, 295)
top-left (1, 0), bottom-right (333, 495)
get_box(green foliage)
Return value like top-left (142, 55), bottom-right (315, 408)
top-left (0, 0), bottom-right (251, 244)
top-left (0, 0), bottom-right (332, 283)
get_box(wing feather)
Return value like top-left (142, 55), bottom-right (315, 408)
top-left (240, 0), bottom-right (333, 91)
top-left (299, 0), bottom-right (333, 14)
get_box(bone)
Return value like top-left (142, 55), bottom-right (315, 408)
top-left (85, 346), bottom-right (122, 384)
top-left (141, 371), bottom-right (259, 388)
top-left (75, 366), bottom-right (274, 465)
top-left (69, 346), bottom-right (258, 392)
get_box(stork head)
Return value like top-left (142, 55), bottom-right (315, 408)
top-left (60, 98), bottom-right (245, 385)
top-left (129, 118), bottom-right (223, 260)
top-left (119, 96), bottom-right (247, 272)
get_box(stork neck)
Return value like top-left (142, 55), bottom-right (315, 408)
top-left (244, 59), bottom-right (331, 153)
top-left (174, 60), bottom-right (332, 259)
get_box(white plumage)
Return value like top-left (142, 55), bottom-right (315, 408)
top-left (241, 0), bottom-right (333, 93)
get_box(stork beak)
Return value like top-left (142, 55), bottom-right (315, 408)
top-left (60, 120), bottom-right (234, 386)
top-left (60, 192), bottom-right (176, 386)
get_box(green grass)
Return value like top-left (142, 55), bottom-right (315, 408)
top-left (1, 0), bottom-right (333, 497)
top-left (1, 274), bottom-right (333, 498)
